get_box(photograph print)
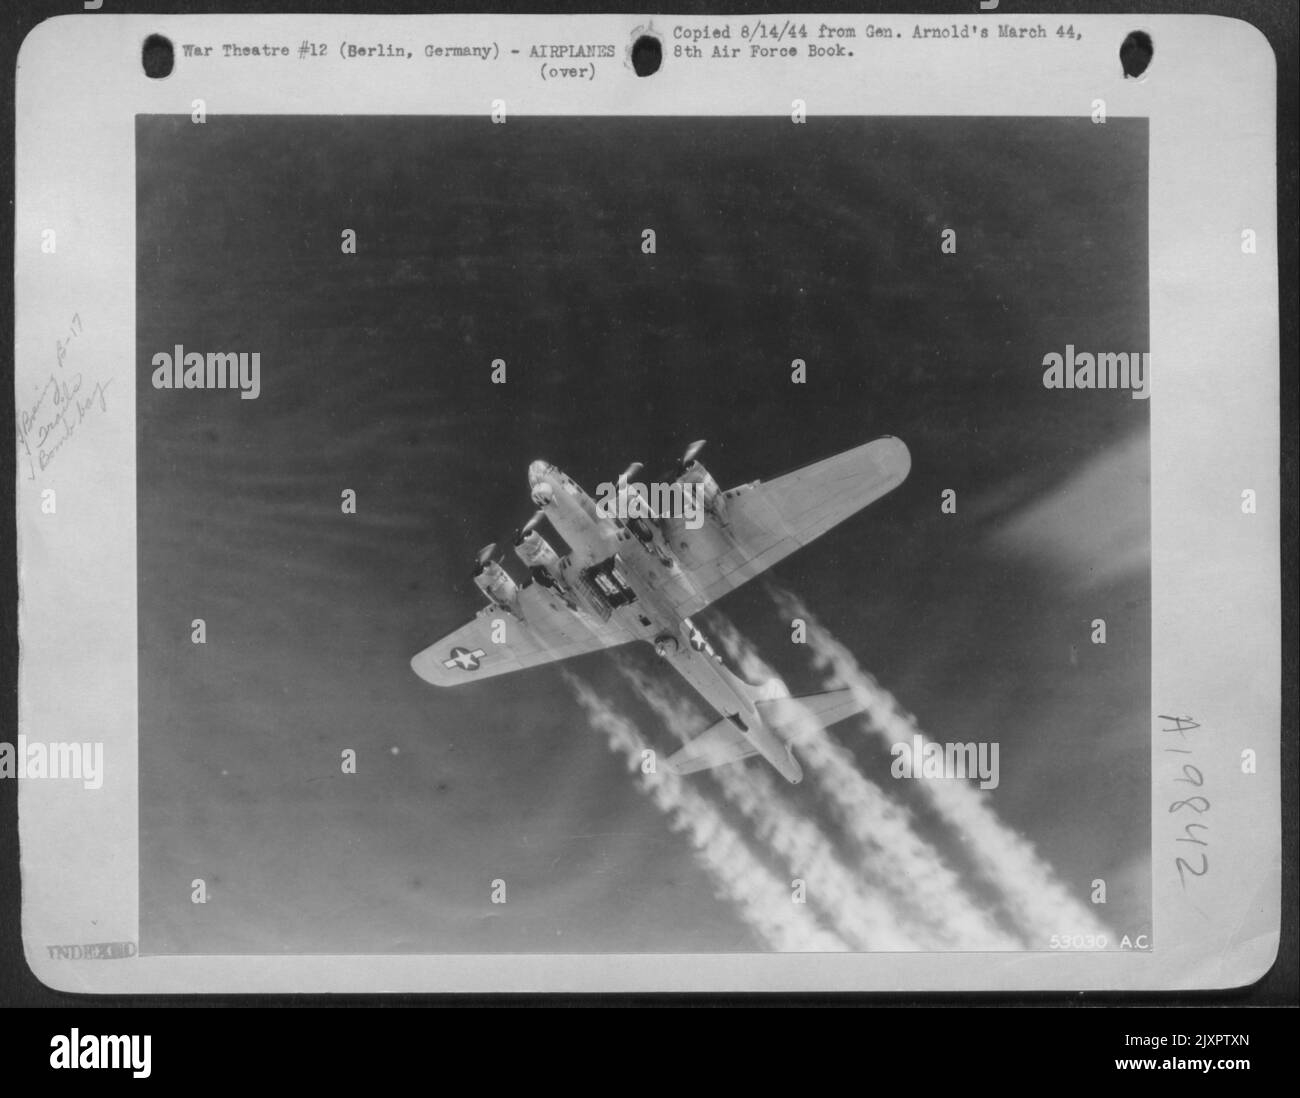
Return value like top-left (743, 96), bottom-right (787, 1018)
top-left (136, 114), bottom-right (1150, 955)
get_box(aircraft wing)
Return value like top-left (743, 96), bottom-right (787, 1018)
top-left (657, 436), bottom-right (911, 617)
top-left (411, 581), bottom-right (631, 686)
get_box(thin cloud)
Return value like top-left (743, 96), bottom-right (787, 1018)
top-left (984, 431), bottom-right (1149, 594)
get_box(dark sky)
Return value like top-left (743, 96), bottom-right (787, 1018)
top-left (136, 115), bottom-right (1149, 954)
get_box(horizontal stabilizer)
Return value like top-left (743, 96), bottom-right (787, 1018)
top-left (666, 718), bottom-right (761, 775)
top-left (756, 688), bottom-right (865, 743)
top-left (666, 688), bottom-right (865, 777)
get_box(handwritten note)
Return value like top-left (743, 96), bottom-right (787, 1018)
top-left (1161, 714), bottom-right (1210, 891)
top-left (15, 314), bottom-right (114, 479)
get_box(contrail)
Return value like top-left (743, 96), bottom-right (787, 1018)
top-left (705, 614), bottom-right (1023, 950)
top-left (561, 669), bottom-right (848, 952)
top-left (614, 656), bottom-right (919, 951)
top-left (765, 584), bottom-right (1110, 943)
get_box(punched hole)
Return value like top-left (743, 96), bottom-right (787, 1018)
top-left (631, 35), bottom-right (662, 77)
top-left (142, 34), bottom-right (174, 79)
top-left (1119, 31), bottom-right (1153, 79)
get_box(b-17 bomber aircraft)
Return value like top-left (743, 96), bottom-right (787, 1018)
top-left (411, 437), bottom-right (911, 783)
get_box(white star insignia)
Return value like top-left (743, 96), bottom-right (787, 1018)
top-left (443, 647), bottom-right (486, 671)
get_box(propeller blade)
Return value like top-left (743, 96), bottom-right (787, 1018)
top-left (474, 542), bottom-right (498, 574)
top-left (520, 510), bottom-right (546, 536)
top-left (617, 461), bottom-right (644, 487)
top-left (654, 440), bottom-right (709, 484)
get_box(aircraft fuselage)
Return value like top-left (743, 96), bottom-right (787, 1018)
top-left (522, 460), bottom-right (802, 782)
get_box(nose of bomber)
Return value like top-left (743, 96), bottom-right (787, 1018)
top-left (528, 460), bottom-right (550, 487)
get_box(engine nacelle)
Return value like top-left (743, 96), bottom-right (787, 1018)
top-left (678, 461), bottom-right (725, 521)
top-left (473, 560), bottom-right (519, 610)
top-left (514, 528), bottom-right (562, 572)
